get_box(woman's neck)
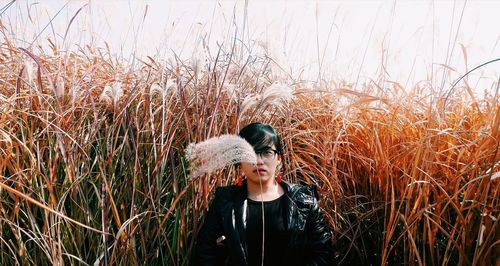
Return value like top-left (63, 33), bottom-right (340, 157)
top-left (246, 180), bottom-right (284, 201)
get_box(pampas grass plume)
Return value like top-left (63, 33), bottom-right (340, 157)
top-left (100, 82), bottom-right (124, 105)
top-left (185, 134), bottom-right (257, 178)
top-left (262, 82), bottom-right (294, 105)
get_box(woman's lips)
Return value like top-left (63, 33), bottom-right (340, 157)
top-left (253, 168), bottom-right (267, 173)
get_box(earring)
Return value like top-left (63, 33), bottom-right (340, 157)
top-left (237, 175), bottom-right (243, 186)
top-left (276, 175), bottom-right (282, 183)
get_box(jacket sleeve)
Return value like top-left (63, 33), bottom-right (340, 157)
top-left (195, 188), bottom-right (228, 266)
top-left (304, 186), bottom-right (334, 266)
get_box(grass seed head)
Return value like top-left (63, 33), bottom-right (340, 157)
top-left (185, 134), bottom-right (257, 178)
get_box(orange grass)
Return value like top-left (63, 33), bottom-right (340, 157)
top-left (0, 36), bottom-right (499, 265)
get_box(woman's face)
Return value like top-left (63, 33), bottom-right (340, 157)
top-left (240, 145), bottom-right (281, 185)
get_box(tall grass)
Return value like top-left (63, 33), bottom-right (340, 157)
top-left (0, 25), bottom-right (499, 266)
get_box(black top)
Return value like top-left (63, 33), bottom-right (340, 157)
top-left (196, 181), bottom-right (334, 265)
top-left (246, 195), bottom-right (288, 266)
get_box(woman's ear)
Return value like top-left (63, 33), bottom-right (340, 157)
top-left (275, 158), bottom-right (283, 174)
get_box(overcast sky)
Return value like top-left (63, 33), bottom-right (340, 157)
top-left (4, 0), bottom-right (500, 93)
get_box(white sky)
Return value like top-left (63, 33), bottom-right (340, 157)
top-left (4, 0), bottom-right (500, 94)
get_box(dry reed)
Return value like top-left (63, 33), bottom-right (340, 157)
top-left (0, 23), bottom-right (498, 266)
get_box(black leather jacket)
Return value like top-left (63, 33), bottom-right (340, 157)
top-left (195, 180), bottom-right (333, 265)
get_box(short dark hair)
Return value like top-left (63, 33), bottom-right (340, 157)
top-left (238, 122), bottom-right (283, 156)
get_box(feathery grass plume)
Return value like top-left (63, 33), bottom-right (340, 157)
top-left (185, 134), bottom-right (257, 178)
top-left (99, 82), bottom-right (123, 105)
top-left (150, 83), bottom-right (164, 98)
top-left (240, 94), bottom-right (261, 115)
top-left (491, 171), bottom-right (500, 180)
top-left (222, 83), bottom-right (239, 102)
top-left (240, 82), bottom-right (295, 116)
top-left (24, 60), bottom-right (36, 85)
top-left (150, 79), bottom-right (176, 101)
top-left (262, 82), bottom-right (294, 105)
top-left (70, 85), bottom-right (81, 103)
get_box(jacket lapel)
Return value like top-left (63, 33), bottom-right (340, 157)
top-left (234, 196), bottom-right (248, 262)
top-left (283, 182), bottom-right (309, 253)
top-left (281, 181), bottom-right (298, 231)
top-left (227, 183), bottom-right (249, 265)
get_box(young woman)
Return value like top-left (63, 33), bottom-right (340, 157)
top-left (195, 123), bottom-right (333, 265)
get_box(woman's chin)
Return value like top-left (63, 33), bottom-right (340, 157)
top-left (248, 176), bottom-right (271, 184)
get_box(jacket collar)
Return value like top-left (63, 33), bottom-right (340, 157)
top-left (280, 181), bottom-right (299, 231)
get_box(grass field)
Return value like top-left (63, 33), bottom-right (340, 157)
top-left (0, 2), bottom-right (499, 265)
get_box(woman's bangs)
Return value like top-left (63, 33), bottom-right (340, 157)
top-left (249, 132), bottom-right (276, 151)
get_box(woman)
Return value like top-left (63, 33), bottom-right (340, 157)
top-left (195, 123), bottom-right (333, 265)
